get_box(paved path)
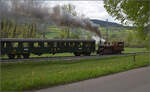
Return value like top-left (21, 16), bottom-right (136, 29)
top-left (36, 66), bottom-right (150, 92)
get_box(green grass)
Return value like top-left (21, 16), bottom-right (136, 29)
top-left (1, 53), bottom-right (74, 59)
top-left (101, 29), bottom-right (123, 35)
top-left (46, 26), bottom-right (62, 38)
top-left (123, 48), bottom-right (147, 53)
top-left (45, 26), bottom-right (125, 39)
top-left (31, 53), bottom-right (74, 57)
top-left (1, 53), bottom-right (150, 91)
top-left (45, 32), bottom-right (59, 38)
top-left (30, 52), bottom-right (95, 57)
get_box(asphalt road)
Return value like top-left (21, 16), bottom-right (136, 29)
top-left (36, 66), bottom-right (150, 92)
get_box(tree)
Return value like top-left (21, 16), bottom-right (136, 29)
top-left (104, 0), bottom-right (150, 49)
top-left (61, 4), bottom-right (77, 39)
top-left (0, 0), bottom-right (46, 38)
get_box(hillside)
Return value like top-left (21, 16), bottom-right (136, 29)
top-left (91, 19), bottom-right (130, 28)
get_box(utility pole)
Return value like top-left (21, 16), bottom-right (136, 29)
top-left (106, 19), bottom-right (109, 42)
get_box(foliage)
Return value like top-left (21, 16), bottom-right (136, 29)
top-left (104, 0), bottom-right (150, 49)
top-left (125, 31), bottom-right (144, 47)
top-left (59, 27), bottom-right (69, 39)
top-left (0, 19), bottom-right (37, 38)
top-left (0, 0), bottom-right (46, 38)
top-left (62, 4), bottom-right (77, 16)
top-left (100, 27), bottom-right (146, 48)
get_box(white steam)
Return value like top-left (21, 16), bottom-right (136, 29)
top-left (92, 36), bottom-right (105, 43)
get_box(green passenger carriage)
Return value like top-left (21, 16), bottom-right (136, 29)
top-left (0, 38), bottom-right (95, 59)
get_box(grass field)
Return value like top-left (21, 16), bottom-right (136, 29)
top-left (45, 32), bottom-right (59, 38)
top-left (1, 53), bottom-right (74, 59)
top-left (45, 26), bottom-right (125, 39)
top-left (123, 48), bottom-right (147, 53)
top-left (1, 53), bottom-right (150, 91)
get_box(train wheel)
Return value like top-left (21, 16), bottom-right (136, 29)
top-left (8, 54), bottom-right (15, 59)
top-left (88, 52), bottom-right (91, 56)
top-left (74, 52), bottom-right (80, 56)
top-left (100, 51), bottom-right (104, 55)
top-left (17, 55), bottom-right (22, 59)
top-left (23, 54), bottom-right (30, 59)
top-left (85, 52), bottom-right (91, 56)
top-left (118, 51), bottom-right (121, 54)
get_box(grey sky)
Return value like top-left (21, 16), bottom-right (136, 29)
top-left (46, 1), bottom-right (121, 24)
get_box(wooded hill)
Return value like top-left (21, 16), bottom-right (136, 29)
top-left (91, 19), bottom-right (131, 28)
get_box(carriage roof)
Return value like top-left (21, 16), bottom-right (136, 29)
top-left (0, 38), bottom-right (95, 42)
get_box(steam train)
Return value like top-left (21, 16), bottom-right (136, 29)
top-left (0, 38), bottom-right (124, 59)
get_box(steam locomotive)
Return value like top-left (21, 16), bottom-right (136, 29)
top-left (0, 38), bottom-right (124, 59)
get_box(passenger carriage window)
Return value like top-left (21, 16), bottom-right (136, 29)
top-left (12, 42), bottom-right (18, 47)
top-left (39, 42), bottom-right (44, 47)
top-left (0, 42), bottom-right (2, 47)
top-left (75, 42), bottom-right (78, 47)
top-left (70, 42), bottom-right (74, 47)
top-left (71, 42), bottom-right (74, 47)
top-left (51, 42), bottom-right (54, 47)
top-left (1, 42), bottom-right (3, 48)
top-left (85, 42), bottom-right (88, 47)
top-left (29, 42), bottom-right (33, 47)
top-left (2, 42), bottom-right (6, 48)
top-left (34, 42), bottom-right (39, 47)
top-left (82, 42), bottom-right (85, 47)
top-left (4, 43), bottom-right (7, 48)
top-left (44, 42), bottom-right (48, 47)
top-left (64, 42), bottom-right (66, 47)
top-left (6, 42), bottom-right (12, 48)
top-left (61, 42), bottom-right (64, 47)
top-left (54, 42), bottom-right (57, 47)
top-left (89, 43), bottom-right (91, 47)
top-left (78, 42), bottom-right (81, 47)
top-left (60, 42), bottom-right (62, 46)
top-left (77, 42), bottom-right (79, 47)
top-left (88, 43), bottom-right (91, 47)
top-left (23, 42), bottom-right (29, 47)
top-left (65, 42), bottom-right (67, 46)
top-left (80, 42), bottom-right (83, 47)
top-left (68, 42), bottom-right (71, 46)
top-left (57, 42), bottom-right (60, 47)
top-left (47, 42), bottom-right (51, 47)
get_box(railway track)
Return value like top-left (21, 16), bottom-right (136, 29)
top-left (1, 52), bottom-right (149, 63)
top-left (0, 55), bottom-right (114, 62)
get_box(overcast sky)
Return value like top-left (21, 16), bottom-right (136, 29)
top-left (46, 1), bottom-right (121, 24)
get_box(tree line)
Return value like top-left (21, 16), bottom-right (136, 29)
top-left (1, 19), bottom-right (37, 38)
